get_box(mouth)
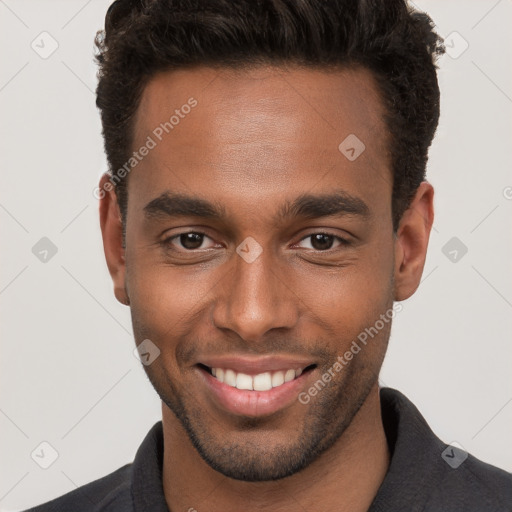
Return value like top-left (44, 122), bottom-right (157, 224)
top-left (196, 362), bottom-right (317, 417)
top-left (198, 364), bottom-right (316, 391)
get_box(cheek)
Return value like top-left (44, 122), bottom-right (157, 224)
top-left (293, 239), bottom-right (395, 341)
top-left (125, 255), bottom-right (217, 340)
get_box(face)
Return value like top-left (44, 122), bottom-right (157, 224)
top-left (100, 64), bottom-right (433, 481)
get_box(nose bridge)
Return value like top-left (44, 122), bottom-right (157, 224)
top-left (213, 242), bottom-right (297, 341)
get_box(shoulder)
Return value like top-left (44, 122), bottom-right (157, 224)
top-left (22, 463), bottom-right (133, 512)
top-left (377, 388), bottom-right (512, 512)
top-left (428, 452), bottom-right (512, 511)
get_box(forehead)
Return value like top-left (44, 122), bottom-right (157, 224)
top-left (129, 64), bottom-right (392, 221)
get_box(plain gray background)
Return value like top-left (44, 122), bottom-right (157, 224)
top-left (1, 0), bottom-right (511, 510)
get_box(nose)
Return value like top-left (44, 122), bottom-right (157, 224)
top-left (212, 245), bottom-right (299, 343)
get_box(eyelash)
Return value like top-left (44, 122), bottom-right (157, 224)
top-left (160, 231), bottom-right (351, 252)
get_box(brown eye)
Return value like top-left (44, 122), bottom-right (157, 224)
top-left (297, 233), bottom-right (350, 251)
top-left (162, 232), bottom-right (215, 251)
top-left (179, 233), bottom-right (204, 250)
top-left (310, 234), bottom-right (335, 251)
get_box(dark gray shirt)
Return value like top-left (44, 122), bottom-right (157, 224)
top-left (24, 388), bottom-right (512, 511)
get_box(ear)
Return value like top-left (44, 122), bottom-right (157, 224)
top-left (393, 181), bottom-right (434, 301)
top-left (98, 174), bottom-right (129, 306)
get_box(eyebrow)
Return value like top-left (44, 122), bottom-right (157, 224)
top-left (143, 190), bottom-right (370, 223)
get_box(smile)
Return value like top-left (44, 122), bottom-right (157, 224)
top-left (210, 367), bottom-right (304, 391)
top-left (197, 361), bottom-right (317, 417)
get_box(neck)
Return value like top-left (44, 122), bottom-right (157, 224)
top-left (162, 383), bottom-right (389, 512)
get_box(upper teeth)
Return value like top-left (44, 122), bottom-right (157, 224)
top-left (211, 368), bottom-right (303, 391)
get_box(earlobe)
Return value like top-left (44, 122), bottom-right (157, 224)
top-left (393, 182), bottom-right (434, 301)
top-left (98, 173), bottom-right (130, 306)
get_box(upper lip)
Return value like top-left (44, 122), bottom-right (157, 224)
top-left (197, 355), bottom-right (315, 375)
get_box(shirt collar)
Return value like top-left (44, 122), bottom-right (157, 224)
top-left (368, 387), bottom-right (447, 511)
top-left (131, 420), bottom-right (169, 512)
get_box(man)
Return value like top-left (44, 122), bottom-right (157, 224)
top-left (25, 0), bottom-right (512, 511)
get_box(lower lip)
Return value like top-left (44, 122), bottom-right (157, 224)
top-left (198, 367), bottom-right (311, 417)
